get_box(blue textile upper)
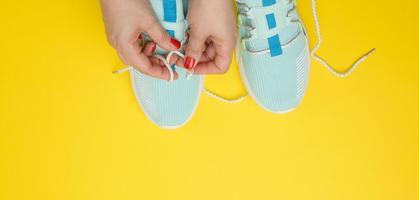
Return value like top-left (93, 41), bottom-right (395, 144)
top-left (237, 0), bottom-right (310, 113)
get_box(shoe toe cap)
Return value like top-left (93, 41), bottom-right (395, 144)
top-left (131, 68), bottom-right (202, 129)
top-left (239, 42), bottom-right (310, 113)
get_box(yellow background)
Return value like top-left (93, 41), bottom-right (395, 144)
top-left (1, 0), bottom-right (418, 200)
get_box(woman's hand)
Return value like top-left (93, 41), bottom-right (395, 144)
top-left (100, 0), bottom-right (181, 80)
top-left (182, 0), bottom-right (236, 74)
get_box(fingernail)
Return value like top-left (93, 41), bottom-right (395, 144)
top-left (170, 38), bottom-right (181, 49)
top-left (151, 43), bottom-right (157, 54)
top-left (184, 56), bottom-right (195, 70)
top-left (138, 34), bottom-right (143, 41)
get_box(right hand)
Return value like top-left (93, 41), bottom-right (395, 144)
top-left (100, 0), bottom-right (182, 80)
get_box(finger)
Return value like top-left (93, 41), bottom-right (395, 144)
top-left (193, 43), bottom-right (233, 74)
top-left (149, 61), bottom-right (179, 80)
top-left (199, 42), bottom-right (217, 62)
top-left (177, 42), bottom-right (212, 68)
top-left (120, 42), bottom-right (151, 73)
top-left (150, 57), bottom-right (161, 65)
top-left (142, 42), bottom-right (157, 56)
top-left (122, 42), bottom-right (176, 80)
top-left (199, 53), bottom-right (211, 63)
top-left (193, 61), bottom-right (228, 74)
top-left (137, 34), bottom-right (144, 46)
top-left (183, 29), bottom-right (207, 70)
top-left (149, 57), bottom-right (179, 80)
top-left (146, 20), bottom-right (181, 51)
top-left (168, 54), bottom-right (180, 65)
top-left (144, 44), bottom-right (180, 66)
top-left (175, 56), bottom-right (185, 67)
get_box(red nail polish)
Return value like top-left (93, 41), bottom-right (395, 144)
top-left (185, 56), bottom-right (195, 70)
top-left (138, 34), bottom-right (143, 41)
top-left (151, 44), bottom-right (157, 54)
top-left (170, 38), bottom-right (181, 49)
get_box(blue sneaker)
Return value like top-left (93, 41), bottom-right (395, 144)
top-left (130, 0), bottom-right (203, 129)
top-left (236, 0), bottom-right (310, 113)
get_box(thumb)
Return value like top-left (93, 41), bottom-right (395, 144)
top-left (184, 32), bottom-right (206, 70)
top-left (146, 20), bottom-right (181, 51)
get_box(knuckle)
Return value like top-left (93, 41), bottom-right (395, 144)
top-left (147, 21), bottom-right (167, 40)
top-left (185, 45), bottom-right (201, 55)
top-left (159, 68), bottom-right (166, 78)
top-left (137, 66), bottom-right (150, 76)
top-left (190, 34), bottom-right (207, 45)
top-left (136, 60), bottom-right (150, 72)
top-left (216, 66), bottom-right (229, 74)
top-left (107, 33), bottom-right (118, 48)
top-left (186, 41), bottom-right (206, 54)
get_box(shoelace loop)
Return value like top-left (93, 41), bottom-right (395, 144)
top-left (113, 50), bottom-right (195, 82)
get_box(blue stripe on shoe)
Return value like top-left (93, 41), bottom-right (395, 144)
top-left (262, 0), bottom-right (276, 7)
top-left (265, 13), bottom-right (276, 29)
top-left (268, 34), bottom-right (283, 57)
top-left (163, 0), bottom-right (177, 22)
top-left (167, 30), bottom-right (175, 37)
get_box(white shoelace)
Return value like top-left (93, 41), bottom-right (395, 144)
top-left (114, 0), bottom-right (376, 104)
top-left (209, 0), bottom-right (376, 103)
top-left (113, 50), bottom-right (194, 82)
top-left (309, 0), bottom-right (376, 78)
top-left (113, 51), bottom-right (246, 103)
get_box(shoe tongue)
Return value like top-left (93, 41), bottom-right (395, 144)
top-left (150, 0), bottom-right (186, 55)
top-left (239, 0), bottom-right (275, 51)
top-left (150, 0), bottom-right (185, 22)
top-left (240, 0), bottom-right (300, 52)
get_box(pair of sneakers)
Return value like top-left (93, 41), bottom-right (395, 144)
top-left (116, 0), bottom-right (375, 129)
